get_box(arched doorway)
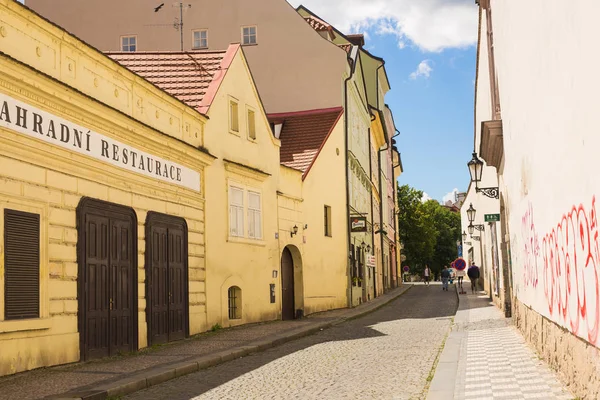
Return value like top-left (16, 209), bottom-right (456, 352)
top-left (281, 247), bottom-right (295, 320)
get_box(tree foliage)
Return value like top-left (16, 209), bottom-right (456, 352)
top-left (397, 184), bottom-right (462, 278)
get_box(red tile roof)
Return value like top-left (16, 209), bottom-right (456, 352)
top-left (338, 44), bottom-right (353, 54)
top-left (106, 45), bottom-right (240, 114)
top-left (268, 107), bottom-right (344, 179)
top-left (303, 15), bottom-right (332, 32)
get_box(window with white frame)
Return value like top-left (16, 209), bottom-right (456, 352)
top-left (242, 26), bottom-right (257, 45)
top-left (193, 29), bottom-right (208, 49)
top-left (229, 186), bottom-right (244, 237)
top-left (247, 191), bottom-right (262, 239)
top-left (121, 36), bottom-right (137, 52)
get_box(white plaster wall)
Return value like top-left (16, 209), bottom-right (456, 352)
top-left (490, 0), bottom-right (600, 348)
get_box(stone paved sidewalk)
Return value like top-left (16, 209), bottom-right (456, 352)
top-left (427, 288), bottom-right (574, 400)
top-left (0, 285), bottom-right (411, 400)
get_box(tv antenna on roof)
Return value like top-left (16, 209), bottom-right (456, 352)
top-left (152, 2), bottom-right (192, 51)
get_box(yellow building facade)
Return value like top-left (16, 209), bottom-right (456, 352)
top-left (0, 0), bottom-right (361, 377)
top-left (0, 0), bottom-right (212, 375)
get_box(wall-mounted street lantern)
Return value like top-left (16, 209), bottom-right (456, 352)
top-left (467, 152), bottom-right (499, 199)
top-left (467, 203), bottom-right (476, 223)
top-left (468, 224), bottom-right (474, 235)
top-left (462, 231), bottom-right (467, 242)
top-left (360, 241), bottom-right (372, 253)
top-left (290, 225), bottom-right (299, 237)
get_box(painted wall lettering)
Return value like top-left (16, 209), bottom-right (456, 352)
top-left (0, 93), bottom-right (200, 191)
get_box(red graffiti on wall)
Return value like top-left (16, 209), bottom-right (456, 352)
top-left (523, 197), bottom-right (600, 345)
top-left (521, 203), bottom-right (540, 289)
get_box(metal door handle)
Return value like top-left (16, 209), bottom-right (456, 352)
top-left (109, 298), bottom-right (113, 310)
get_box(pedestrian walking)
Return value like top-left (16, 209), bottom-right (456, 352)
top-left (467, 262), bottom-right (480, 294)
top-left (441, 266), bottom-right (450, 291)
top-left (423, 265), bottom-right (431, 286)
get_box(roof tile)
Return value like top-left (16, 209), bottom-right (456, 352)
top-left (268, 108), bottom-right (343, 177)
top-left (106, 51), bottom-right (227, 110)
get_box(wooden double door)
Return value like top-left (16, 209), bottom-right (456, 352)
top-left (78, 199), bottom-right (137, 361)
top-left (145, 212), bottom-right (189, 346)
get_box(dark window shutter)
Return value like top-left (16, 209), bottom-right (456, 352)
top-left (4, 209), bottom-right (40, 320)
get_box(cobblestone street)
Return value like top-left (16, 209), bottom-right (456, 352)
top-left (125, 284), bottom-right (457, 400)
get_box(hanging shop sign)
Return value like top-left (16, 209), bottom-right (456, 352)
top-left (350, 216), bottom-right (367, 232)
top-left (366, 255), bottom-right (376, 268)
top-left (0, 93), bottom-right (200, 191)
top-left (485, 214), bottom-right (501, 222)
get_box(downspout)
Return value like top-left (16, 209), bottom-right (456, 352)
top-left (368, 128), bottom-right (376, 299)
top-left (375, 62), bottom-right (388, 291)
top-left (376, 127), bottom-right (390, 292)
top-left (344, 54), bottom-right (356, 308)
top-left (391, 128), bottom-right (401, 287)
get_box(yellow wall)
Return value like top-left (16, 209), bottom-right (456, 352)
top-left (276, 167), bottom-right (305, 312)
top-left (203, 49), bottom-right (282, 328)
top-left (0, 0), bottom-right (211, 375)
top-left (301, 117), bottom-right (348, 314)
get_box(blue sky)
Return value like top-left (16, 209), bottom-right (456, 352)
top-left (289, 0), bottom-right (478, 203)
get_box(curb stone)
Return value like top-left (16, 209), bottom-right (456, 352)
top-left (46, 284), bottom-right (413, 400)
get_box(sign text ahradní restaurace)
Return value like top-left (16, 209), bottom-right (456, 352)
top-left (0, 93), bottom-right (200, 191)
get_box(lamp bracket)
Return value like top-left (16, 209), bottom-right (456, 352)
top-left (476, 186), bottom-right (499, 199)
top-left (473, 224), bottom-right (485, 232)
top-left (472, 236), bottom-right (481, 241)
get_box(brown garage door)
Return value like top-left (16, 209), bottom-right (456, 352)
top-left (77, 198), bottom-right (137, 361)
top-left (146, 212), bottom-right (188, 346)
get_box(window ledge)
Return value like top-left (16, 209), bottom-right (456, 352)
top-left (229, 130), bottom-right (241, 137)
top-left (242, 43), bottom-right (258, 47)
top-left (0, 318), bottom-right (52, 334)
top-left (227, 236), bottom-right (266, 247)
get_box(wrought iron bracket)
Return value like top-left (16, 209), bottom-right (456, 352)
top-left (476, 186), bottom-right (499, 199)
top-left (471, 236), bottom-right (481, 241)
top-left (473, 224), bottom-right (485, 232)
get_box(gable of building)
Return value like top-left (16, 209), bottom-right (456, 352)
top-left (268, 107), bottom-right (343, 180)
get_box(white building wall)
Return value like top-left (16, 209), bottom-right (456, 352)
top-left (490, 0), bottom-right (600, 349)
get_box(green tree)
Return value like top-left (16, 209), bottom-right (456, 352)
top-left (396, 185), bottom-right (436, 275)
top-left (397, 185), bottom-right (462, 278)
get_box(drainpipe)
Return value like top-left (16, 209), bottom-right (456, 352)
top-left (344, 62), bottom-right (355, 308)
top-left (368, 128), bottom-right (376, 299)
top-left (377, 141), bottom-right (389, 292)
top-left (391, 129), bottom-right (401, 287)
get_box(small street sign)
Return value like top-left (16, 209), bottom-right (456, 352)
top-left (485, 213), bottom-right (500, 222)
top-left (454, 258), bottom-right (467, 271)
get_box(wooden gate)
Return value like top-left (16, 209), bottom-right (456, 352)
top-left (77, 198), bottom-right (137, 361)
top-left (145, 212), bottom-right (188, 346)
top-left (281, 247), bottom-right (295, 320)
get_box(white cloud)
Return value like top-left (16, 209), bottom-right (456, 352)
top-left (409, 60), bottom-right (433, 80)
top-left (443, 188), bottom-right (459, 204)
top-left (288, 0), bottom-right (478, 52)
top-left (421, 192), bottom-right (432, 203)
